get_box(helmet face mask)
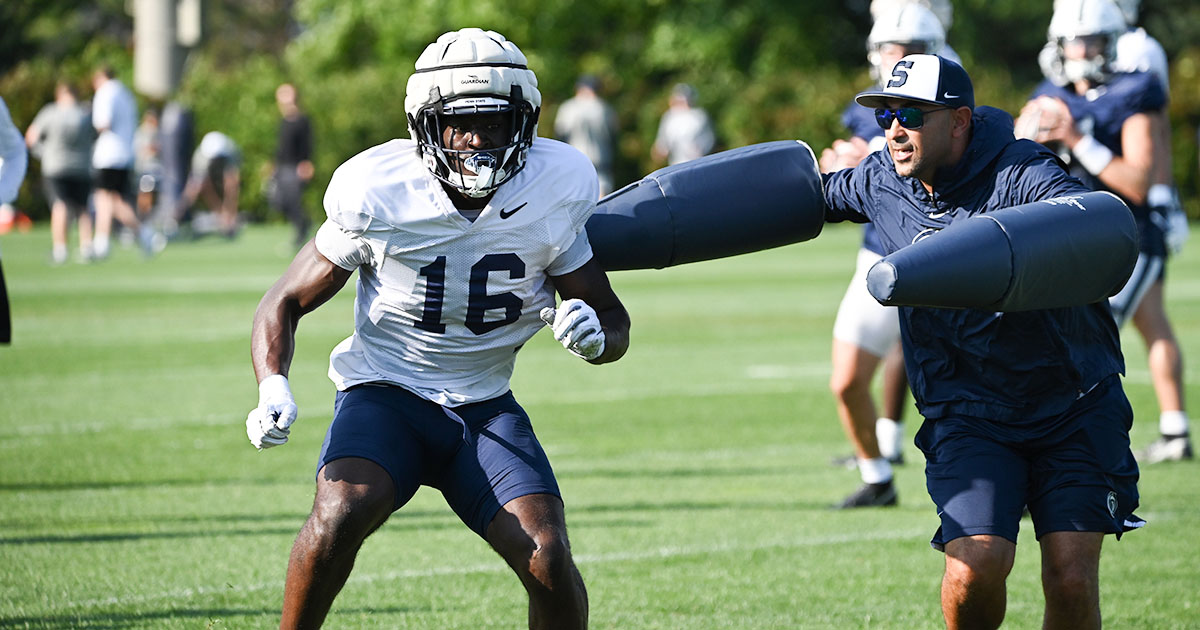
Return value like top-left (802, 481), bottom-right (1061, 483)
top-left (1057, 34), bottom-right (1111, 84)
top-left (410, 90), bottom-right (538, 198)
top-left (404, 29), bottom-right (542, 199)
top-left (1046, 0), bottom-right (1126, 85)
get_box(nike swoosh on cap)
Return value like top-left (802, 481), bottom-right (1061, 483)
top-left (499, 202), bottom-right (528, 219)
top-left (943, 93), bottom-right (959, 99)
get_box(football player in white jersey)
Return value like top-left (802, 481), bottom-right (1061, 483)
top-left (245, 28), bottom-right (629, 629)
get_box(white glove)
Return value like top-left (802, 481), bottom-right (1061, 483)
top-left (1165, 204), bottom-right (1189, 255)
top-left (540, 298), bottom-right (606, 360)
top-left (1151, 185), bottom-right (1188, 255)
top-left (246, 374), bottom-right (298, 450)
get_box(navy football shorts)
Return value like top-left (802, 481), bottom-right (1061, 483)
top-left (318, 384), bottom-right (561, 538)
top-left (916, 376), bottom-right (1142, 551)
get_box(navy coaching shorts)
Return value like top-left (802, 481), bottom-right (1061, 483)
top-left (916, 376), bottom-right (1142, 551)
top-left (318, 384), bottom-right (561, 538)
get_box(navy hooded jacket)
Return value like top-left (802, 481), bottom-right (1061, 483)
top-left (822, 106), bottom-right (1125, 425)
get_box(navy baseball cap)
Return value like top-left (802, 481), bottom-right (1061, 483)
top-left (855, 54), bottom-right (974, 110)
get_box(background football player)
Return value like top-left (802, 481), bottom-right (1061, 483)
top-left (245, 28), bottom-right (630, 629)
top-left (818, 0), bottom-right (958, 508)
top-left (1018, 0), bottom-right (1190, 464)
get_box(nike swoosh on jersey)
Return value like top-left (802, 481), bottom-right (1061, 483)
top-left (499, 202), bottom-right (528, 219)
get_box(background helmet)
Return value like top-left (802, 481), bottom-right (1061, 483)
top-left (1046, 0), bottom-right (1127, 85)
top-left (404, 28), bottom-right (541, 198)
top-left (1112, 0), bottom-right (1140, 25)
top-left (867, 3), bottom-right (946, 83)
top-left (869, 0), bottom-right (954, 31)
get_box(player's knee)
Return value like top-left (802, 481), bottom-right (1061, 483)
top-left (829, 371), bottom-right (870, 400)
top-left (309, 485), bottom-right (392, 543)
top-left (1041, 570), bottom-right (1098, 616)
top-left (527, 527), bottom-right (574, 581)
top-left (1042, 570), bottom-right (1095, 603)
top-left (945, 540), bottom-right (1014, 590)
top-left (1042, 559), bottom-right (1097, 599)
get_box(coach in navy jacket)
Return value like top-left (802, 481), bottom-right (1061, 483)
top-left (821, 54), bottom-right (1140, 630)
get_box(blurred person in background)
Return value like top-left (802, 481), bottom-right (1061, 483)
top-left (817, 0), bottom-right (958, 508)
top-left (25, 81), bottom-right (96, 264)
top-left (90, 65), bottom-right (153, 258)
top-left (1110, 0), bottom-right (1191, 462)
top-left (158, 100), bottom-right (194, 230)
top-left (270, 83), bottom-right (315, 249)
top-left (652, 83), bottom-right (715, 166)
top-left (175, 130), bottom-right (242, 239)
top-left (133, 106), bottom-right (164, 224)
top-left (554, 75), bottom-right (619, 196)
top-left (1018, 0), bottom-right (1189, 464)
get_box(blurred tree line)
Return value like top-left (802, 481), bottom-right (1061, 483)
top-left (1, 0), bottom-right (1198, 223)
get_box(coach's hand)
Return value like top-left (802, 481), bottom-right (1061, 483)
top-left (246, 374), bottom-right (298, 450)
top-left (540, 298), bottom-right (606, 361)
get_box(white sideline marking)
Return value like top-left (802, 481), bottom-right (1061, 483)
top-left (60, 528), bottom-right (928, 611)
top-left (745, 363), bottom-right (831, 379)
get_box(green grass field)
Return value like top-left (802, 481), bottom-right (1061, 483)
top-left (1, 221), bottom-right (1198, 629)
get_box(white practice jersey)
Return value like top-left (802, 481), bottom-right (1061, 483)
top-left (315, 138), bottom-right (598, 406)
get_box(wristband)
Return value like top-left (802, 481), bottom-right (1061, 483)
top-left (1071, 134), bottom-right (1114, 176)
top-left (259, 374), bottom-right (291, 398)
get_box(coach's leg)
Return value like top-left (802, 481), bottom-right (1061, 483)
top-left (941, 535), bottom-right (1015, 630)
top-left (281, 457), bottom-right (395, 630)
top-left (1039, 531), bottom-right (1102, 630)
top-left (487, 493), bottom-right (587, 630)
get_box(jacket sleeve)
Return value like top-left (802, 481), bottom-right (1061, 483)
top-left (821, 167), bottom-right (871, 225)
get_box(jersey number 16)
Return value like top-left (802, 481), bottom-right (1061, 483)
top-left (415, 254), bottom-right (525, 336)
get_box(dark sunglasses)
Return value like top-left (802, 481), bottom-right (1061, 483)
top-left (874, 106), bottom-right (950, 130)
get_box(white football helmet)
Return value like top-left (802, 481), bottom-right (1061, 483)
top-left (404, 28), bottom-right (541, 198)
top-left (1113, 0), bottom-right (1140, 25)
top-left (867, 3), bottom-right (946, 83)
top-left (869, 0), bottom-right (953, 30)
top-left (1046, 0), bottom-right (1127, 85)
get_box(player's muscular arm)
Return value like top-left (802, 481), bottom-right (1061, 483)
top-left (1035, 100), bottom-right (1154, 205)
top-left (251, 241), bottom-right (353, 382)
top-left (1093, 112), bottom-right (1154, 206)
top-left (551, 257), bottom-right (630, 365)
top-left (1048, 108), bottom-right (1153, 206)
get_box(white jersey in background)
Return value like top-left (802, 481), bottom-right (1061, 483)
top-left (91, 78), bottom-right (137, 170)
top-left (315, 138), bottom-right (597, 406)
